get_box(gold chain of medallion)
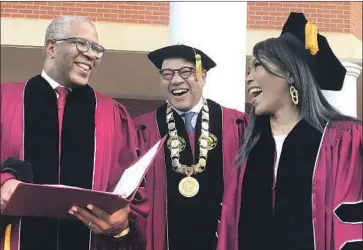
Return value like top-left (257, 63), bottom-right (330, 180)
top-left (166, 99), bottom-right (210, 176)
top-left (166, 99), bottom-right (212, 197)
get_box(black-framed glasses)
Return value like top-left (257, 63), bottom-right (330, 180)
top-left (159, 67), bottom-right (195, 81)
top-left (53, 37), bottom-right (106, 59)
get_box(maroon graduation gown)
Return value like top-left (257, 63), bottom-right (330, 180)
top-left (0, 75), bottom-right (148, 250)
top-left (134, 99), bottom-right (248, 250)
top-left (218, 119), bottom-right (362, 250)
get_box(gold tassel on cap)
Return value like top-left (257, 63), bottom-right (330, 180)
top-left (305, 20), bottom-right (319, 55)
top-left (195, 53), bottom-right (203, 81)
top-left (4, 224), bottom-right (11, 250)
top-left (191, 47), bottom-right (203, 81)
top-left (179, 44), bottom-right (203, 81)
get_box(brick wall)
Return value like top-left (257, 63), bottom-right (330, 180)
top-left (1, 1), bottom-right (362, 39)
top-left (350, 1), bottom-right (362, 40)
top-left (248, 2), bottom-right (350, 31)
top-left (0, 1), bottom-right (169, 24)
top-left (247, 1), bottom-right (362, 40)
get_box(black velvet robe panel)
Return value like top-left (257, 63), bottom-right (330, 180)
top-left (239, 119), bottom-right (323, 250)
top-left (21, 75), bottom-right (96, 250)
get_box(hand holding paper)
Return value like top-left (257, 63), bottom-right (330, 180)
top-left (1, 136), bottom-right (166, 221)
top-left (0, 179), bottom-right (21, 211)
top-left (67, 137), bottom-right (166, 235)
top-left (68, 204), bottom-right (130, 236)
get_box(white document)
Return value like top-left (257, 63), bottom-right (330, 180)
top-left (44, 184), bottom-right (83, 189)
top-left (113, 139), bottom-right (163, 199)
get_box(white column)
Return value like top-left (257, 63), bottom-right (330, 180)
top-left (322, 62), bottom-right (362, 118)
top-left (169, 2), bottom-right (248, 112)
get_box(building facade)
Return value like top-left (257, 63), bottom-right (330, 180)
top-left (1, 1), bottom-right (362, 118)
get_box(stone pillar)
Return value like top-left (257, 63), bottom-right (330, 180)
top-left (169, 2), bottom-right (248, 112)
top-left (323, 62), bottom-right (362, 118)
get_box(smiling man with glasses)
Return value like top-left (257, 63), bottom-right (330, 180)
top-left (134, 44), bottom-right (249, 250)
top-left (0, 16), bottom-right (147, 250)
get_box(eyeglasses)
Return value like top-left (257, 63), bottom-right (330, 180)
top-left (159, 67), bottom-right (195, 81)
top-left (53, 37), bottom-right (106, 59)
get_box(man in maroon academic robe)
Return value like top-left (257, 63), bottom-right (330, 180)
top-left (0, 16), bottom-right (147, 250)
top-left (134, 44), bottom-right (248, 250)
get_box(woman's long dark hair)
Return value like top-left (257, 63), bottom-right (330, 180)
top-left (236, 33), bottom-right (357, 165)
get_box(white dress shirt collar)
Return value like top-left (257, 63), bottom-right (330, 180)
top-left (41, 70), bottom-right (72, 92)
top-left (170, 97), bottom-right (204, 130)
top-left (41, 70), bottom-right (62, 90)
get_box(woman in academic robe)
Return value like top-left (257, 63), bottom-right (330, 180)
top-left (216, 12), bottom-right (362, 250)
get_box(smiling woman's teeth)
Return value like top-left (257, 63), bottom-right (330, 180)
top-left (249, 87), bottom-right (262, 94)
top-left (249, 87), bottom-right (262, 97)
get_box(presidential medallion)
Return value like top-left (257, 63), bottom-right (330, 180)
top-left (178, 176), bottom-right (199, 198)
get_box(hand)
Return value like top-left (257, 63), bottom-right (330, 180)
top-left (0, 179), bottom-right (21, 211)
top-left (68, 204), bottom-right (130, 236)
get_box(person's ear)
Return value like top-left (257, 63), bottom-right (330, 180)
top-left (288, 74), bottom-right (295, 85)
top-left (45, 39), bottom-right (57, 59)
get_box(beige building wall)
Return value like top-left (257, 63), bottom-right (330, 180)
top-left (1, 18), bottom-right (362, 60)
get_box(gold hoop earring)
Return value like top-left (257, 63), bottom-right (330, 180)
top-left (290, 85), bottom-right (299, 105)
